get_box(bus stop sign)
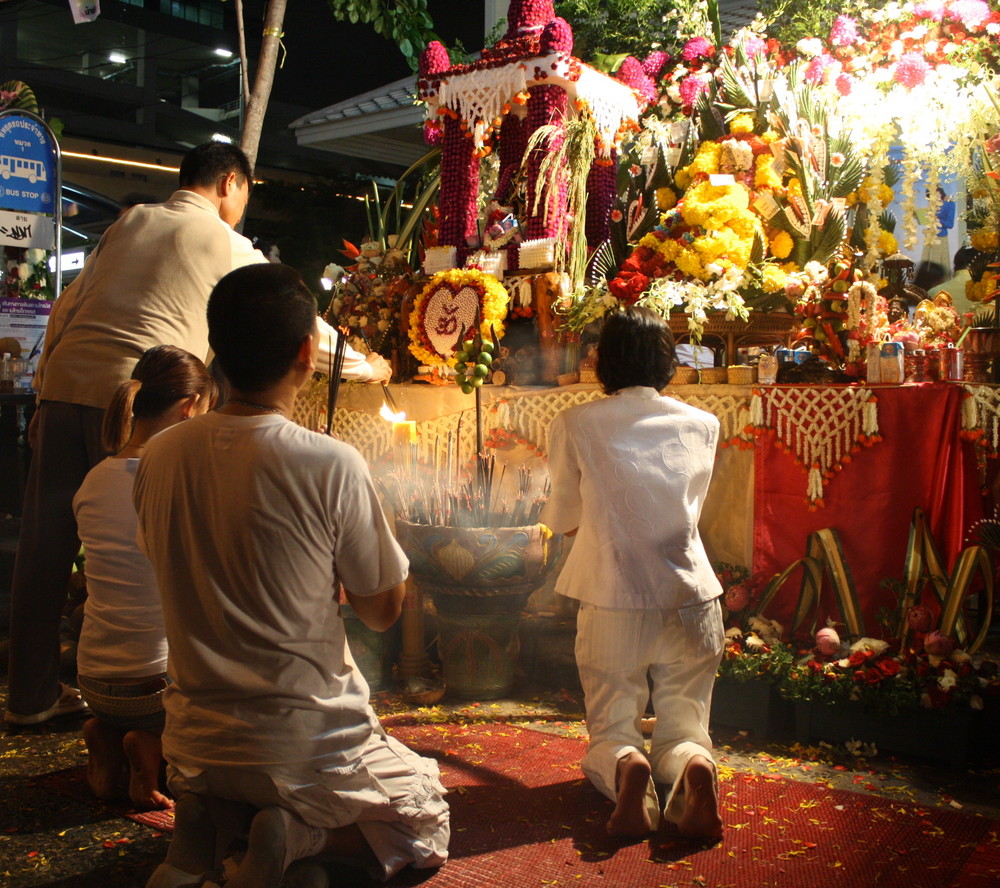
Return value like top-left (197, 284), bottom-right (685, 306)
top-left (0, 111), bottom-right (58, 214)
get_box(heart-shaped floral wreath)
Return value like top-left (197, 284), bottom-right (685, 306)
top-left (408, 268), bottom-right (510, 366)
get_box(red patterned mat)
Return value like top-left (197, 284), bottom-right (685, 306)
top-left (32, 766), bottom-right (176, 833)
top-left (383, 721), bottom-right (1000, 888)
top-left (32, 722), bottom-right (1000, 888)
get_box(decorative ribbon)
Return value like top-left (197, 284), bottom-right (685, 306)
top-left (899, 507), bottom-right (994, 654)
top-left (262, 26), bottom-right (287, 68)
top-left (750, 386), bottom-right (880, 507)
top-left (754, 527), bottom-right (865, 637)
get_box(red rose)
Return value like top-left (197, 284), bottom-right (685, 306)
top-left (608, 276), bottom-right (632, 301)
top-left (877, 658), bottom-right (902, 677)
top-left (906, 605), bottom-right (933, 633)
top-left (724, 584), bottom-right (750, 612)
top-left (848, 650), bottom-right (871, 667)
top-left (628, 273), bottom-right (651, 297)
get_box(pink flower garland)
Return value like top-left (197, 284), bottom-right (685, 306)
top-left (946, 0), bottom-right (992, 28)
top-left (678, 73), bottom-right (711, 107)
top-left (893, 52), bottom-right (931, 89)
top-left (829, 15), bottom-right (860, 46)
top-left (682, 36), bottom-right (714, 61)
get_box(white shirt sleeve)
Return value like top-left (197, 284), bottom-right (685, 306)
top-left (540, 411), bottom-right (582, 534)
top-left (315, 316), bottom-right (372, 382)
top-left (227, 227), bottom-right (269, 269)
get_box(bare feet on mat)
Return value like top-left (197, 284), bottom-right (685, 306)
top-left (83, 717), bottom-right (127, 800)
top-left (607, 750), bottom-right (654, 837)
top-left (123, 729), bottom-right (173, 810)
top-left (677, 755), bottom-right (723, 842)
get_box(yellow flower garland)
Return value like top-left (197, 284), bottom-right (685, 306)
top-left (770, 231), bottom-right (794, 260)
top-left (408, 268), bottom-right (510, 367)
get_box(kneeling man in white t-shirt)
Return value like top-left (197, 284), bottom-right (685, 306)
top-left (135, 263), bottom-right (449, 888)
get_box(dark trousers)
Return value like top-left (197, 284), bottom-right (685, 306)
top-left (6, 401), bottom-right (105, 715)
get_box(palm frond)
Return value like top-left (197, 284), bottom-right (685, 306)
top-left (969, 517), bottom-right (1000, 552)
top-left (878, 209), bottom-right (896, 233)
top-left (810, 210), bottom-right (847, 266)
top-left (586, 239), bottom-right (619, 286)
top-left (719, 53), bottom-right (756, 111)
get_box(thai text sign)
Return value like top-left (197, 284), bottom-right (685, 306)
top-left (0, 296), bottom-right (51, 358)
top-left (0, 208), bottom-right (54, 249)
top-left (0, 112), bottom-right (57, 214)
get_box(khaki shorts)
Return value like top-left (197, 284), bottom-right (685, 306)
top-left (167, 725), bottom-right (449, 880)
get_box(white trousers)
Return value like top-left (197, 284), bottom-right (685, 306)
top-left (575, 598), bottom-right (725, 825)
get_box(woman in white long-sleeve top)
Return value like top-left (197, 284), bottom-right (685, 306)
top-left (542, 307), bottom-right (725, 842)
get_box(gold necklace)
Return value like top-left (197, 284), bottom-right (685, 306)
top-left (227, 398), bottom-right (284, 416)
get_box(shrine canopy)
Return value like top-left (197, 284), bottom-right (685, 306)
top-left (418, 50), bottom-right (646, 158)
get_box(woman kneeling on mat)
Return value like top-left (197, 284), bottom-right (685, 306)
top-left (542, 307), bottom-right (725, 841)
top-left (74, 345), bottom-right (216, 809)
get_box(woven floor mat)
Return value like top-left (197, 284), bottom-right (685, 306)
top-left (384, 721), bottom-right (1000, 888)
top-left (31, 722), bottom-right (1000, 888)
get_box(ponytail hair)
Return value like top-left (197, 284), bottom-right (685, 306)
top-left (102, 345), bottom-right (218, 454)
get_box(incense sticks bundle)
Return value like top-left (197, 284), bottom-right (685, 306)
top-left (378, 450), bottom-right (551, 529)
top-left (325, 327), bottom-right (349, 435)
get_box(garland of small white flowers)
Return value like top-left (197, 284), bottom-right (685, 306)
top-left (925, 163), bottom-right (942, 259)
top-left (900, 145), bottom-right (919, 255)
top-left (863, 125), bottom-right (894, 271)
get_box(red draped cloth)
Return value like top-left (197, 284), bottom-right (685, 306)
top-left (753, 383), bottom-right (984, 637)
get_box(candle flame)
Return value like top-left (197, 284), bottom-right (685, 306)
top-left (380, 403), bottom-right (407, 423)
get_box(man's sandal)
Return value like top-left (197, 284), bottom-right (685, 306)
top-left (4, 683), bottom-right (88, 725)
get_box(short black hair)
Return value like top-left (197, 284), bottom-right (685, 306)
top-left (179, 142), bottom-right (253, 192)
top-left (914, 260), bottom-right (946, 291)
top-left (954, 246), bottom-right (977, 272)
top-left (207, 264), bottom-right (317, 392)
top-left (596, 307), bottom-right (676, 394)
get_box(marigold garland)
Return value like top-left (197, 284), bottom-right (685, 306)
top-left (408, 268), bottom-right (510, 367)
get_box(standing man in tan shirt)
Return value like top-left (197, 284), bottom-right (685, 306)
top-left (4, 142), bottom-right (378, 727)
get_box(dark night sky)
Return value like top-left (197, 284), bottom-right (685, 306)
top-left (260, 1), bottom-right (486, 110)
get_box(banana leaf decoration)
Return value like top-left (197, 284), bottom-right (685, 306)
top-left (900, 507), bottom-right (994, 653)
top-left (754, 528), bottom-right (865, 638)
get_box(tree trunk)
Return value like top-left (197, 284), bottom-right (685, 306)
top-left (239, 0), bottom-right (288, 174)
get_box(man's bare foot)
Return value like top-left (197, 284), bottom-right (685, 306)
top-left (607, 751), bottom-right (654, 837)
top-left (123, 730), bottom-right (173, 810)
top-left (83, 718), bottom-right (127, 800)
top-left (677, 755), bottom-right (723, 842)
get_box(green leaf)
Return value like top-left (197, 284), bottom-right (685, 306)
top-left (591, 52), bottom-right (629, 74)
top-left (707, 0), bottom-right (723, 48)
top-left (810, 210), bottom-right (846, 266)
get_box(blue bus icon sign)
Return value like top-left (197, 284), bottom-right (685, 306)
top-left (0, 112), bottom-right (57, 214)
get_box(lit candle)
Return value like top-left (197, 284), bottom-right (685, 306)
top-left (380, 403), bottom-right (416, 468)
top-left (392, 419), bottom-right (416, 450)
